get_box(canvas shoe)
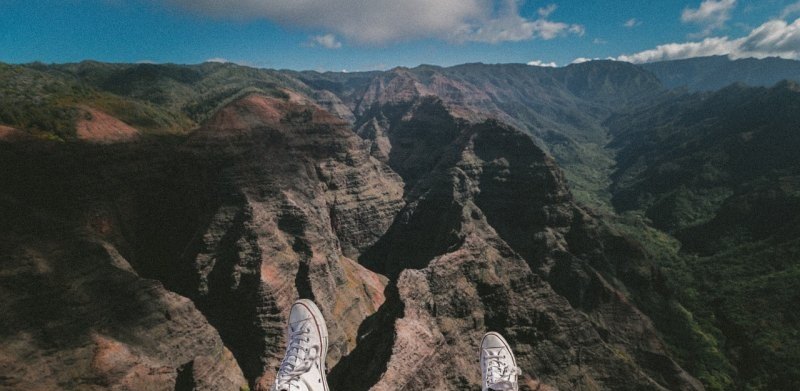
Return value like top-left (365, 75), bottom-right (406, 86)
top-left (480, 332), bottom-right (520, 391)
top-left (271, 299), bottom-right (329, 391)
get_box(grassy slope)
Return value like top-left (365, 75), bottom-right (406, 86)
top-left (0, 63), bottom-right (84, 139)
top-left (0, 63), bottom-right (194, 139)
top-left (606, 82), bottom-right (800, 390)
top-left (606, 212), bottom-right (736, 390)
top-left (0, 61), bottom-right (309, 140)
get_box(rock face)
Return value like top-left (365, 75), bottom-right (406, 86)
top-left (0, 92), bottom-right (404, 390)
top-left (1, 83), bottom-right (700, 391)
top-left (298, 62), bottom-right (663, 209)
top-left (0, 207), bottom-right (246, 390)
top-left (330, 98), bottom-right (702, 390)
top-left (182, 94), bottom-right (404, 389)
top-left (301, 62), bottom-right (661, 144)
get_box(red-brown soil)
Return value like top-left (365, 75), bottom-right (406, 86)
top-left (75, 107), bottom-right (139, 143)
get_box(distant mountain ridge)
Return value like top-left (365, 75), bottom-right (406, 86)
top-left (642, 55), bottom-right (800, 91)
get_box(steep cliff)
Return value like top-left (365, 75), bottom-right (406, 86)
top-left (333, 98), bottom-right (702, 390)
top-left (0, 170), bottom-right (246, 390)
top-left (181, 94), bottom-right (404, 389)
top-left (0, 92), bottom-right (404, 390)
top-left (299, 62), bottom-right (664, 208)
top-left (1, 63), bottom-right (707, 391)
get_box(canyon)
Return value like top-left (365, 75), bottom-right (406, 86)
top-left (2, 57), bottom-right (799, 390)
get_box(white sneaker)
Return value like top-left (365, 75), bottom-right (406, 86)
top-left (480, 332), bottom-right (520, 391)
top-left (271, 299), bottom-right (329, 391)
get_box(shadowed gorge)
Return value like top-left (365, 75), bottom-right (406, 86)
top-left (1, 57), bottom-right (800, 390)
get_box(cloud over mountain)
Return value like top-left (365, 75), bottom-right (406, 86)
top-left (166, 0), bottom-right (583, 44)
top-left (527, 59), bottom-right (557, 67)
top-left (616, 17), bottom-right (800, 63)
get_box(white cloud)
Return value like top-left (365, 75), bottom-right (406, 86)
top-left (166, 0), bottom-right (583, 44)
top-left (205, 57), bottom-right (230, 63)
top-left (624, 18), bottom-right (641, 28)
top-left (569, 24), bottom-right (586, 36)
top-left (571, 57), bottom-right (599, 64)
top-left (593, 38), bottom-right (608, 44)
top-left (615, 37), bottom-right (738, 63)
top-left (527, 59), bottom-right (557, 67)
top-left (613, 17), bottom-right (800, 63)
top-left (681, 0), bottom-right (736, 36)
top-left (782, 1), bottom-right (800, 19)
top-left (739, 18), bottom-right (800, 57)
top-left (467, 16), bottom-right (584, 43)
top-left (538, 4), bottom-right (557, 18)
top-left (305, 34), bottom-right (342, 49)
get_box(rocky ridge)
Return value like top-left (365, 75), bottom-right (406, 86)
top-left (0, 91), bottom-right (404, 390)
top-left (1, 63), bottom-right (704, 390)
top-left (334, 97), bottom-right (702, 390)
top-left (298, 61), bottom-right (663, 209)
top-left (0, 192), bottom-right (247, 390)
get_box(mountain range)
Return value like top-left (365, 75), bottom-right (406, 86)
top-left (1, 55), bottom-right (799, 391)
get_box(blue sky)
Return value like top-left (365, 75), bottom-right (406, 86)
top-left (1, 0), bottom-right (800, 71)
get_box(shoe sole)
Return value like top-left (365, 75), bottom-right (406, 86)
top-left (294, 299), bottom-right (329, 391)
top-left (480, 331), bottom-right (517, 391)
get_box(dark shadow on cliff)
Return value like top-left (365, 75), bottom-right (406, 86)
top-left (327, 282), bottom-right (403, 391)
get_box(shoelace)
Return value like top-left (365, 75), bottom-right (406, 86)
top-left (485, 349), bottom-right (518, 391)
top-left (275, 321), bottom-right (320, 391)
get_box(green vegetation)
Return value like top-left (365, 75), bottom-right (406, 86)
top-left (0, 61), bottom-right (308, 139)
top-left (688, 239), bottom-right (800, 390)
top-left (59, 61), bottom-right (306, 123)
top-left (605, 212), bottom-right (735, 390)
top-left (0, 63), bottom-right (192, 138)
top-left (608, 193), bottom-right (800, 390)
top-left (0, 64), bottom-right (85, 139)
top-left (556, 140), bottom-right (615, 212)
top-left (605, 82), bottom-right (800, 390)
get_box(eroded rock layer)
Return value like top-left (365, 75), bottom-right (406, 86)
top-left (1, 87), bottom-right (700, 390)
top-left (0, 215), bottom-right (246, 390)
top-left (331, 98), bottom-right (701, 390)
